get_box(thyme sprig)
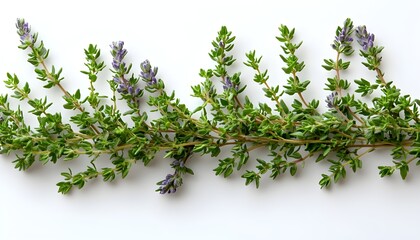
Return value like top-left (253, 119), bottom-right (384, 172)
top-left (1, 18), bottom-right (419, 195)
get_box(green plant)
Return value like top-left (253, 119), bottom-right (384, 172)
top-left (1, 18), bottom-right (418, 194)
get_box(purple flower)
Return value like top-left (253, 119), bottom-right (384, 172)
top-left (171, 159), bottom-right (185, 168)
top-left (331, 19), bottom-right (354, 52)
top-left (355, 26), bottom-right (375, 51)
top-left (114, 76), bottom-right (141, 98)
top-left (223, 77), bottom-right (238, 91)
top-left (109, 42), bottom-right (141, 104)
top-left (16, 18), bottom-right (33, 44)
top-left (110, 41), bottom-right (127, 70)
top-left (140, 60), bottom-right (158, 85)
top-left (113, 76), bottom-right (142, 108)
top-left (335, 26), bottom-right (353, 45)
top-left (157, 174), bottom-right (180, 194)
top-left (325, 92), bottom-right (338, 109)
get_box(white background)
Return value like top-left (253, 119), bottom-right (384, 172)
top-left (1, 0), bottom-right (420, 239)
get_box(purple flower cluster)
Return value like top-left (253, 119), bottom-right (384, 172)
top-left (113, 77), bottom-right (141, 96)
top-left (335, 26), bottom-right (353, 45)
top-left (16, 18), bottom-right (33, 44)
top-left (157, 173), bottom-right (181, 194)
top-left (355, 26), bottom-right (375, 51)
top-left (331, 19), bottom-right (354, 52)
top-left (140, 60), bottom-right (158, 85)
top-left (110, 41), bottom-right (127, 71)
top-left (325, 92), bottom-right (337, 109)
top-left (171, 159), bottom-right (185, 168)
top-left (110, 42), bottom-right (141, 102)
top-left (223, 77), bottom-right (238, 91)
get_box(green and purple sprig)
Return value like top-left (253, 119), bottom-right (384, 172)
top-left (1, 18), bottom-right (419, 195)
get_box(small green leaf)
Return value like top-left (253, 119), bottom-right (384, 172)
top-left (57, 182), bottom-right (72, 194)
